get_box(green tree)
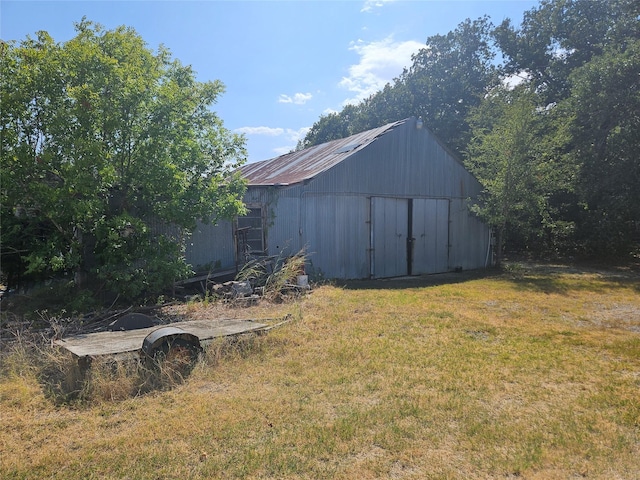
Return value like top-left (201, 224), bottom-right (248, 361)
top-left (348, 82), bottom-right (413, 135)
top-left (465, 87), bottom-right (576, 263)
top-left (0, 20), bottom-right (247, 300)
top-left (494, 0), bottom-right (638, 105)
top-left (401, 16), bottom-right (499, 154)
top-left (468, 0), bottom-right (639, 259)
top-left (565, 38), bottom-right (640, 255)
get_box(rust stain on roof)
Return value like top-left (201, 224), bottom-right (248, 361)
top-left (240, 119), bottom-right (405, 186)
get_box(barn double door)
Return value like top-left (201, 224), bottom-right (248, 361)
top-left (371, 197), bottom-right (449, 278)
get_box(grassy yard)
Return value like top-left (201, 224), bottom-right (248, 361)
top-left (1, 263), bottom-right (639, 479)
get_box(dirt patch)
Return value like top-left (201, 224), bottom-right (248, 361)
top-left (579, 303), bottom-right (640, 332)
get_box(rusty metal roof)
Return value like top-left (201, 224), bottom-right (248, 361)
top-left (240, 119), bottom-right (407, 186)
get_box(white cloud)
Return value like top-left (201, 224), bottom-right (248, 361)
top-left (272, 127), bottom-right (312, 157)
top-left (235, 126), bottom-right (284, 136)
top-left (278, 92), bottom-right (313, 105)
top-left (235, 125), bottom-right (310, 144)
top-left (361, 0), bottom-right (396, 13)
top-left (235, 126), bottom-right (311, 160)
top-left (278, 126), bottom-right (310, 146)
top-left (287, 126), bottom-right (311, 143)
top-left (339, 36), bottom-right (423, 105)
top-left (234, 127), bottom-right (311, 155)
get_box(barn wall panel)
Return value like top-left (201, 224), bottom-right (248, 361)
top-left (185, 220), bottom-right (235, 272)
top-left (303, 194), bottom-right (370, 279)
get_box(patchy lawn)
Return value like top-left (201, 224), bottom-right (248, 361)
top-left (1, 262), bottom-right (639, 479)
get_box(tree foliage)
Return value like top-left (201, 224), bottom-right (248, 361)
top-left (1, 20), bottom-right (247, 299)
top-left (494, 0), bottom-right (638, 105)
top-left (402, 16), bottom-right (499, 153)
top-left (491, 0), bottom-right (640, 256)
top-left (466, 87), bottom-right (577, 262)
top-left (567, 37), bottom-right (640, 254)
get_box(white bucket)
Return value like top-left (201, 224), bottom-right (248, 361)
top-left (296, 275), bottom-right (309, 287)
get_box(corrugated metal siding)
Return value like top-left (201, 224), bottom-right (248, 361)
top-left (302, 194), bottom-right (370, 279)
top-left (148, 215), bottom-right (238, 274)
top-left (242, 185), bottom-right (304, 259)
top-left (296, 119), bottom-right (489, 276)
top-left (411, 198), bottom-right (450, 275)
top-left (185, 220), bottom-right (235, 272)
top-left (371, 197), bottom-right (409, 278)
top-left (268, 195), bottom-right (303, 258)
top-left (307, 120), bottom-right (480, 199)
top-left (448, 198), bottom-right (491, 270)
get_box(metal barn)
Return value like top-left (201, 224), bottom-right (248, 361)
top-left (185, 117), bottom-right (492, 280)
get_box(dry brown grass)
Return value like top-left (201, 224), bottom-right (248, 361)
top-left (1, 262), bottom-right (639, 479)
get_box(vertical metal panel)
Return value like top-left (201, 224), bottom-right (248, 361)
top-left (303, 194), bottom-right (370, 279)
top-left (412, 198), bottom-right (449, 274)
top-left (185, 220), bottom-right (235, 272)
top-left (371, 197), bottom-right (408, 278)
top-left (448, 198), bottom-right (491, 270)
top-left (236, 207), bottom-right (265, 255)
top-left (242, 185), bottom-right (305, 259)
top-left (146, 217), bottom-right (183, 242)
top-left (268, 195), bottom-right (302, 259)
top-left (307, 120), bottom-right (481, 200)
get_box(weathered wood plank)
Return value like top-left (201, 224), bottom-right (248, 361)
top-left (54, 319), bottom-right (267, 357)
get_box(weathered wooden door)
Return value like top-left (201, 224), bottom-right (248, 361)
top-left (411, 198), bottom-right (449, 275)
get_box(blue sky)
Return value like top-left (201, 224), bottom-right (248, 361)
top-left (2, 0), bottom-right (539, 163)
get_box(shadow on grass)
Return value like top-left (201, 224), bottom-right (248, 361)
top-left (341, 268), bottom-right (500, 291)
top-left (502, 262), bottom-right (640, 295)
top-left (340, 262), bottom-right (639, 295)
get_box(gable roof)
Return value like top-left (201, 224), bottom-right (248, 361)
top-left (240, 119), bottom-right (407, 186)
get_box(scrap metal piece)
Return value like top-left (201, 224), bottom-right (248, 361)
top-left (141, 326), bottom-right (202, 358)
